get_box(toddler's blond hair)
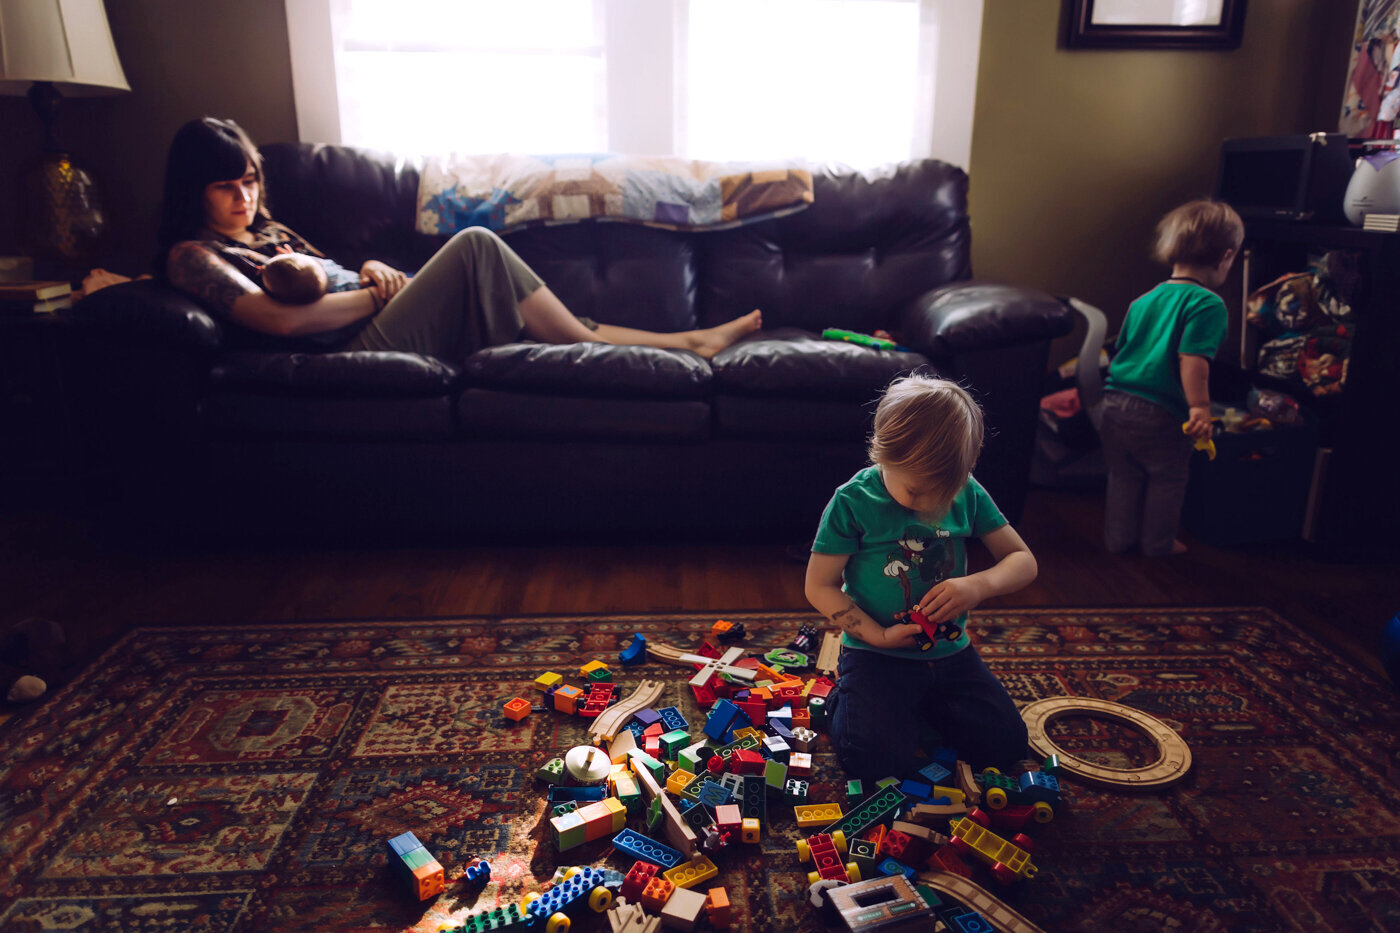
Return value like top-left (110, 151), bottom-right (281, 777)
top-left (1153, 199), bottom-right (1244, 267)
top-left (867, 375), bottom-right (984, 506)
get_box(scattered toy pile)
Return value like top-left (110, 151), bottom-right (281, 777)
top-left (420, 621), bottom-right (1059, 932)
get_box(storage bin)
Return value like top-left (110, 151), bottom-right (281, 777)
top-left (1181, 418), bottom-right (1319, 546)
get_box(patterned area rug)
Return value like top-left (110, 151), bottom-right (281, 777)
top-left (2, 608), bottom-right (1398, 932)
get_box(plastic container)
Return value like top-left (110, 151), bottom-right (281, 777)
top-left (1180, 417), bottom-right (1319, 546)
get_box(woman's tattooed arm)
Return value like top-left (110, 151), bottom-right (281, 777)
top-left (167, 241), bottom-right (260, 318)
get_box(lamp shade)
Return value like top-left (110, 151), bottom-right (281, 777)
top-left (0, 0), bottom-right (129, 95)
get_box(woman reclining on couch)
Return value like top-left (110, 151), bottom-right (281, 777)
top-left (88, 117), bottom-right (763, 359)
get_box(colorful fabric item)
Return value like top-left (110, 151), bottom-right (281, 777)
top-left (1245, 250), bottom-right (1359, 396)
top-left (416, 153), bottom-right (814, 236)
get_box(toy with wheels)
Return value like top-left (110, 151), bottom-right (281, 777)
top-left (520, 866), bottom-right (619, 932)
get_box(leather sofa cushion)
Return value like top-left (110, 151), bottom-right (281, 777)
top-left (710, 328), bottom-right (932, 400)
top-left (463, 342), bottom-right (712, 399)
top-left (697, 160), bottom-right (970, 335)
top-left (458, 389), bottom-right (709, 441)
top-left (207, 395), bottom-right (456, 439)
top-left (210, 351), bottom-right (460, 397)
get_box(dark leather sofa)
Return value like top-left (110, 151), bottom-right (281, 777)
top-left (67, 143), bottom-right (1072, 543)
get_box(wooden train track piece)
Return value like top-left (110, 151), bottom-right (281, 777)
top-left (1021, 696), bottom-right (1192, 789)
top-left (587, 679), bottom-right (666, 743)
top-left (815, 630), bottom-right (842, 676)
top-left (914, 870), bottom-right (1047, 933)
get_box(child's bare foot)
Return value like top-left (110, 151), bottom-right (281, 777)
top-left (688, 309), bottom-right (763, 358)
top-left (1169, 539), bottom-right (1188, 555)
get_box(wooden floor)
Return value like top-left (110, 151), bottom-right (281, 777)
top-left (1, 486), bottom-right (1393, 683)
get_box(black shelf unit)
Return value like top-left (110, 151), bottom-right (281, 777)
top-left (1234, 221), bottom-right (1400, 554)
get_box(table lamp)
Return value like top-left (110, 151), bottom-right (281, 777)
top-left (0, 0), bottom-right (129, 276)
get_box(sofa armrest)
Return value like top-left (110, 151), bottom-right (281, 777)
top-left (899, 281), bottom-right (1072, 357)
top-left (63, 279), bottom-right (225, 353)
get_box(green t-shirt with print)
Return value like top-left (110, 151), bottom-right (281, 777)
top-left (812, 466), bottom-right (1007, 661)
top-left (1105, 280), bottom-right (1227, 421)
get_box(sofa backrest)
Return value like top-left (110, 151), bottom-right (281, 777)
top-left (258, 144), bottom-right (970, 335)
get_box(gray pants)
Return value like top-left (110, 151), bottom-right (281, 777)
top-left (344, 227), bottom-right (544, 362)
top-left (1100, 390), bottom-right (1194, 556)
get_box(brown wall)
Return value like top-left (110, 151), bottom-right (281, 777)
top-left (0, 0), bottom-right (297, 275)
top-left (969, 0), bottom-right (1355, 364)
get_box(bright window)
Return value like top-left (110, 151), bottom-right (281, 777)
top-left (286, 0), bottom-right (982, 167)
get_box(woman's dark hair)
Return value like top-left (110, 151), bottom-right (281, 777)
top-left (154, 117), bottom-right (271, 271)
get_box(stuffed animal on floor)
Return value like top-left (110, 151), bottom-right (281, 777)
top-left (1, 618), bottom-right (68, 704)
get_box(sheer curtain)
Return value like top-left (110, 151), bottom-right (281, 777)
top-left (286, 0), bottom-right (982, 168)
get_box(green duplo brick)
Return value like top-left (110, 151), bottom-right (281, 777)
top-left (678, 742), bottom-right (708, 774)
top-left (822, 784), bottom-right (907, 838)
top-left (847, 779), bottom-right (864, 797)
top-left (586, 667), bottom-right (613, 682)
top-left (659, 729), bottom-right (691, 760)
top-left (764, 759), bottom-right (788, 793)
top-left (537, 757), bottom-right (565, 782)
top-left (551, 811), bottom-right (588, 851)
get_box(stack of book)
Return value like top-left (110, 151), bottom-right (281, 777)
top-left (1363, 213), bottom-right (1400, 232)
top-left (0, 281), bottom-right (73, 314)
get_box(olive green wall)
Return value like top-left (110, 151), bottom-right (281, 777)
top-left (0, 0), bottom-right (297, 274)
top-left (969, 0), bottom-right (1355, 364)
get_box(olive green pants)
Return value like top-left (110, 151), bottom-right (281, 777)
top-left (344, 227), bottom-right (546, 361)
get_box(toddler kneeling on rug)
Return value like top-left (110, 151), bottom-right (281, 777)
top-left (804, 375), bottom-right (1039, 782)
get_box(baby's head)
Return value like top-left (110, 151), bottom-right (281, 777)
top-left (1153, 199), bottom-right (1244, 270)
top-left (260, 253), bottom-right (328, 303)
top-left (868, 375), bottom-right (984, 515)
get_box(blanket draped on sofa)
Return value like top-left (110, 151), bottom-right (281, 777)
top-left (417, 153), bottom-right (815, 235)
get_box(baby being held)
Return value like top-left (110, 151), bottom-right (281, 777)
top-left (259, 252), bottom-right (328, 304)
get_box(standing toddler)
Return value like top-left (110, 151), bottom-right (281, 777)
top-left (1102, 199), bottom-right (1243, 556)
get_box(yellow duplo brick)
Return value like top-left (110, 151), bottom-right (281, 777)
top-left (932, 785), bottom-right (967, 807)
top-left (580, 660), bottom-right (609, 677)
top-left (534, 671), bottom-right (563, 691)
top-left (794, 803), bottom-right (843, 828)
top-left (663, 855), bottom-right (718, 888)
top-left (741, 817), bottom-right (760, 843)
top-left (732, 727), bottom-right (765, 742)
top-left (667, 769), bottom-right (696, 796)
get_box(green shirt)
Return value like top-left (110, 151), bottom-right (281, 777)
top-left (1105, 280), bottom-right (1227, 421)
top-left (813, 466), bottom-right (1007, 661)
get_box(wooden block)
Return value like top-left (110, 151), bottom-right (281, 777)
top-left (659, 884), bottom-right (707, 930)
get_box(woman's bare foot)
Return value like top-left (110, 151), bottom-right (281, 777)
top-left (1169, 539), bottom-right (1188, 555)
top-left (688, 309), bottom-right (763, 358)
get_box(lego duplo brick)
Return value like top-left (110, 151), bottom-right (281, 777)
top-left (738, 774), bottom-right (766, 821)
top-left (823, 784), bottom-right (908, 838)
top-left (549, 810), bottom-right (588, 851)
top-left (611, 828), bottom-right (684, 868)
top-left (659, 729), bottom-right (691, 760)
top-left (657, 706), bottom-right (688, 731)
top-left (661, 854), bottom-right (717, 888)
top-left (620, 859), bottom-right (659, 900)
top-left (794, 803), bottom-right (843, 828)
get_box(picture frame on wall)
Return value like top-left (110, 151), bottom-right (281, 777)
top-left (1063, 0), bottom-right (1248, 50)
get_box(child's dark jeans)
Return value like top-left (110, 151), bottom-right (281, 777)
top-left (1099, 389), bottom-right (1194, 556)
top-left (827, 643), bottom-right (1028, 782)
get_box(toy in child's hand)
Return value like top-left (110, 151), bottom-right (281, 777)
top-left (1183, 422), bottom-right (1216, 460)
top-left (821, 328), bottom-right (909, 351)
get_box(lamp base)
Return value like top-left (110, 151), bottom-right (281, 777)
top-left (23, 151), bottom-right (106, 279)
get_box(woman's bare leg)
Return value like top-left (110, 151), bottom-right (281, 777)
top-left (596, 309), bottom-right (763, 359)
top-left (520, 286), bottom-right (764, 359)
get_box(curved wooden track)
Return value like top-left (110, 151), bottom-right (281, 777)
top-left (587, 679), bottom-right (666, 742)
top-left (915, 870), bottom-right (1047, 933)
top-left (1021, 696), bottom-right (1192, 789)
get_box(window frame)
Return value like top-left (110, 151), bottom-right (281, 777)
top-left (284, 0), bottom-right (983, 167)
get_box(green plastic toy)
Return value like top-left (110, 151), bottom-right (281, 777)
top-left (822, 328), bottom-right (905, 350)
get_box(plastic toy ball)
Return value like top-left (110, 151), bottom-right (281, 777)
top-left (1383, 612), bottom-right (1400, 695)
